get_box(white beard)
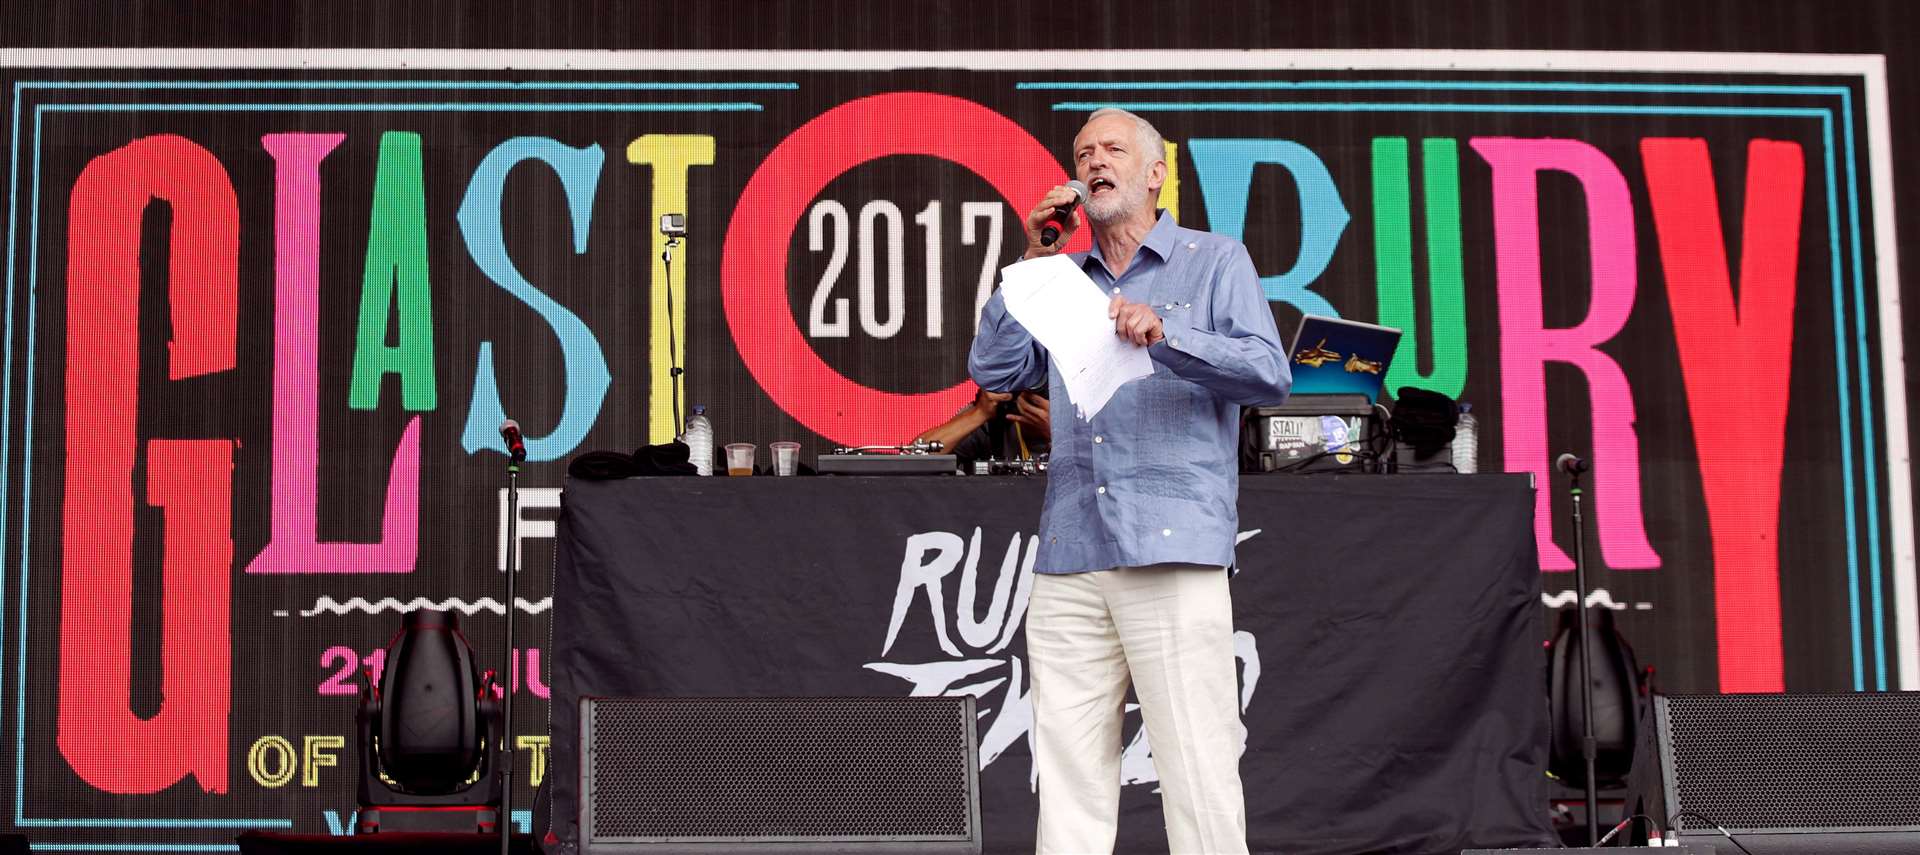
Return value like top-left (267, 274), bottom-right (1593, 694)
top-left (1083, 179), bottom-right (1151, 225)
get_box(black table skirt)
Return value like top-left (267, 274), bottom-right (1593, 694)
top-left (550, 474), bottom-right (1553, 855)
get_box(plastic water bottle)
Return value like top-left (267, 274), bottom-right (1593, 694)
top-left (683, 404), bottom-right (714, 476)
top-left (1451, 403), bottom-right (1478, 474)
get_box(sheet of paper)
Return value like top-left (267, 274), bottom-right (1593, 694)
top-left (998, 254), bottom-right (1154, 420)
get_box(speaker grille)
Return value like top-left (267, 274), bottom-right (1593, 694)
top-left (583, 696), bottom-right (977, 844)
top-left (1661, 693), bottom-right (1920, 833)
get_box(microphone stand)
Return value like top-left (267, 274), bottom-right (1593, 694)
top-left (1568, 466), bottom-right (1599, 846)
top-left (499, 454), bottom-right (521, 854)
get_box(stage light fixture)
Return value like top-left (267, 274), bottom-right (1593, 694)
top-left (355, 609), bottom-right (504, 833)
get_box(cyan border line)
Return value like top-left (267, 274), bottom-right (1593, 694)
top-left (1021, 80), bottom-right (1852, 96)
top-left (1815, 111), bottom-right (1866, 690)
top-left (43, 102), bottom-right (764, 112)
top-left (1056, 96), bottom-right (1876, 689)
top-left (1051, 100), bottom-right (1830, 117)
top-left (0, 74), bottom-right (778, 830)
top-left (0, 76), bottom-right (781, 833)
top-left (32, 846), bottom-right (237, 852)
top-left (11, 90), bottom-right (784, 830)
top-left (1841, 89), bottom-right (1886, 690)
top-left (14, 102), bottom-right (36, 830)
top-left (0, 84), bottom-right (17, 795)
top-left (0, 79), bottom-right (1883, 844)
top-left (1044, 79), bottom-right (1889, 688)
top-left (21, 80), bottom-right (798, 91)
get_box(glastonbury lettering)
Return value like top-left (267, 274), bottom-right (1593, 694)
top-left (2, 53), bottom-right (1903, 844)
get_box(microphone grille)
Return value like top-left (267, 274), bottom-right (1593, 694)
top-left (1065, 179), bottom-right (1090, 200)
top-left (500, 418), bottom-right (521, 433)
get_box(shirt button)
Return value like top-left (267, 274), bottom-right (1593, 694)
top-left (1162, 528), bottom-right (1173, 537)
top-left (1170, 337), bottom-right (1181, 347)
top-left (1186, 242), bottom-right (1198, 250)
top-left (1111, 287), bottom-right (1121, 295)
top-left (1093, 435), bottom-right (1104, 444)
top-left (1182, 302), bottom-right (1191, 309)
top-left (1097, 486), bottom-right (1107, 495)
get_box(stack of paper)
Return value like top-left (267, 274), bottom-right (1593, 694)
top-left (998, 254), bottom-right (1154, 420)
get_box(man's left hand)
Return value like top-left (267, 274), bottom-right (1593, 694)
top-left (1005, 391), bottom-right (1051, 441)
top-left (1109, 294), bottom-right (1165, 346)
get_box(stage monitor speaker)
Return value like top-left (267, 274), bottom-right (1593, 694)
top-left (580, 695), bottom-right (980, 853)
top-left (235, 832), bottom-right (536, 854)
top-left (1627, 692), bottom-right (1920, 853)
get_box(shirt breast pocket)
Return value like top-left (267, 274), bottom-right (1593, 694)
top-left (1148, 284), bottom-right (1205, 333)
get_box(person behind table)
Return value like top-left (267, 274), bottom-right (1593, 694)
top-left (911, 387), bottom-right (1051, 469)
top-left (968, 108), bottom-right (1290, 854)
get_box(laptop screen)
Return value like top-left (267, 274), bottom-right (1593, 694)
top-left (1286, 315), bottom-right (1403, 403)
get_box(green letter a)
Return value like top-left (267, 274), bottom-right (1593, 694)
top-left (350, 131), bottom-right (436, 411)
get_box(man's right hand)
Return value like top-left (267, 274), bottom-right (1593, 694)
top-left (1022, 185), bottom-right (1082, 259)
top-left (973, 388), bottom-right (1014, 415)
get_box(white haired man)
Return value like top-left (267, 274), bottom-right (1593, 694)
top-left (970, 109), bottom-right (1291, 852)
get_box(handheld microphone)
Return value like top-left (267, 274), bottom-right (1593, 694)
top-left (1556, 452), bottom-right (1589, 476)
top-left (499, 419), bottom-right (527, 463)
top-left (1040, 180), bottom-right (1089, 247)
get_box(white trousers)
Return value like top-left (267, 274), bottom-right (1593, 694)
top-left (1027, 564), bottom-right (1249, 855)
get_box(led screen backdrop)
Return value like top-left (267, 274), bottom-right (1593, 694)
top-left (0, 48), bottom-right (1910, 847)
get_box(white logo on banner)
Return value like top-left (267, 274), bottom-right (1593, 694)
top-left (864, 527), bottom-right (1263, 790)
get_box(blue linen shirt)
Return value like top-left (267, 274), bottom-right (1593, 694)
top-left (969, 210), bottom-right (1291, 574)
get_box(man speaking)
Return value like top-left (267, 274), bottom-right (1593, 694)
top-left (970, 109), bottom-right (1290, 853)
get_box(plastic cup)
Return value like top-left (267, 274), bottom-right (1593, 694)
top-left (724, 443), bottom-right (756, 476)
top-left (770, 441), bottom-right (801, 476)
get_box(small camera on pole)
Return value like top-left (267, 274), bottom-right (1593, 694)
top-left (660, 212), bottom-right (687, 238)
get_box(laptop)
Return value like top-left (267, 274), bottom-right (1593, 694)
top-left (1286, 315), bottom-right (1402, 404)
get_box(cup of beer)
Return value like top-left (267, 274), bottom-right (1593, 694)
top-left (724, 443), bottom-right (756, 476)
